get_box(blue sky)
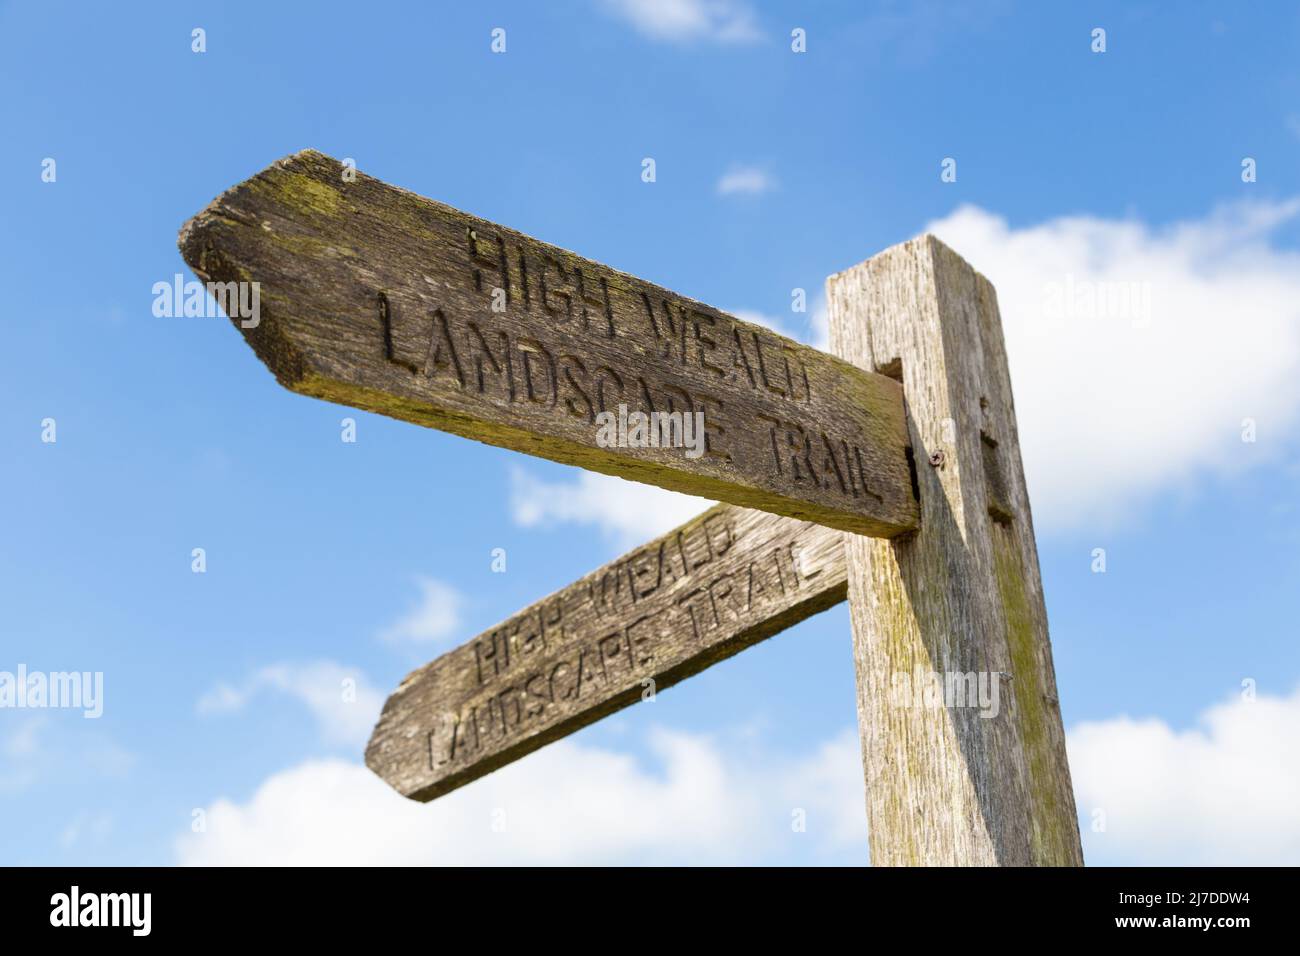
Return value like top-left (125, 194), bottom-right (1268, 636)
top-left (2, 0), bottom-right (1299, 865)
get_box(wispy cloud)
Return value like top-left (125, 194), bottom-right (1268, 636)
top-left (510, 466), bottom-right (711, 550)
top-left (598, 0), bottom-right (762, 45)
top-left (729, 308), bottom-right (799, 341)
top-left (197, 661), bottom-right (383, 748)
top-left (376, 576), bottom-right (463, 647)
top-left (716, 165), bottom-right (775, 196)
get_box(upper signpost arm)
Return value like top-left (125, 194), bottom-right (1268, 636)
top-left (178, 149), bottom-right (919, 538)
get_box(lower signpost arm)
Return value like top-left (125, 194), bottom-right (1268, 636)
top-left (366, 504), bottom-right (847, 802)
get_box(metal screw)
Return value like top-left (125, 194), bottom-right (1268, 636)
top-left (928, 450), bottom-right (945, 467)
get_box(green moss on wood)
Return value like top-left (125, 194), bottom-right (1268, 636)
top-left (254, 168), bottom-right (344, 219)
top-left (992, 527), bottom-right (1080, 865)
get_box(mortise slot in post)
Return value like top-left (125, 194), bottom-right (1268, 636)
top-left (876, 357), bottom-right (904, 383)
top-left (981, 430), bottom-right (1014, 525)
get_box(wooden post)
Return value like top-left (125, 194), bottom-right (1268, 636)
top-left (827, 235), bottom-right (1083, 866)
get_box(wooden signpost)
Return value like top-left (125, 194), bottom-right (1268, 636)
top-left (367, 505), bottom-right (844, 802)
top-left (181, 151), bottom-right (1084, 866)
top-left (178, 150), bottom-right (916, 539)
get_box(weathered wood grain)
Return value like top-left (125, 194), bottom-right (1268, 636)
top-left (366, 503), bottom-right (846, 801)
top-left (178, 150), bottom-right (918, 537)
top-left (828, 235), bottom-right (1083, 866)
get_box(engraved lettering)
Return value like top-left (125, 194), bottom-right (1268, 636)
top-left (625, 612), bottom-right (662, 668)
top-left (474, 631), bottom-right (509, 685)
top-left (574, 267), bottom-right (615, 337)
top-left (693, 312), bottom-right (726, 378)
top-left (703, 513), bottom-right (734, 558)
top-left (819, 432), bottom-right (849, 495)
top-left (467, 227), bottom-right (510, 305)
top-left (425, 308), bottom-right (464, 385)
top-left (643, 293), bottom-right (687, 363)
top-left (558, 354), bottom-right (595, 422)
top-left (754, 331), bottom-right (785, 397)
top-left (378, 292), bottom-right (418, 373)
top-left (731, 326), bottom-right (757, 388)
top-left (678, 586), bottom-right (719, 640)
top-left (524, 672), bottom-right (551, 717)
top-left (540, 256), bottom-right (574, 324)
top-left (515, 337), bottom-right (558, 407)
top-left (466, 321), bottom-right (513, 398)
top-left (597, 631), bottom-right (630, 676)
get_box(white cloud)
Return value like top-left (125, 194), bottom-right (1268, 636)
top-left (926, 199), bottom-right (1300, 530)
top-left (173, 727), bottom-right (867, 866)
top-left (376, 576), bottom-right (462, 647)
top-left (197, 661), bottom-right (383, 748)
top-left (598, 0), bottom-right (761, 45)
top-left (173, 679), bottom-right (1300, 865)
top-left (1069, 684), bottom-right (1300, 865)
top-left (716, 166), bottom-right (775, 196)
top-left (509, 466), bottom-right (712, 550)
